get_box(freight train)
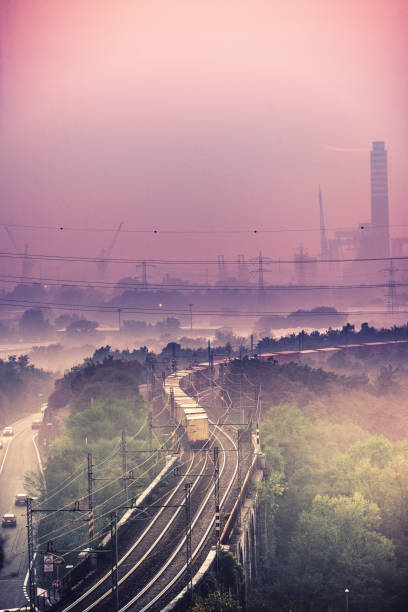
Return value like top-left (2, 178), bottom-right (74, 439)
top-left (163, 340), bottom-right (408, 445)
top-left (256, 339), bottom-right (408, 364)
top-left (163, 368), bottom-right (209, 444)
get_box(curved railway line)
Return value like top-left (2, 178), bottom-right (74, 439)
top-left (53, 366), bottom-right (239, 612)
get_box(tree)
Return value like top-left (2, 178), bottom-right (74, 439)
top-left (156, 317), bottom-right (181, 331)
top-left (19, 308), bottom-right (52, 339)
top-left (191, 591), bottom-right (242, 612)
top-left (376, 364), bottom-right (399, 395)
top-left (66, 319), bottom-right (98, 338)
top-left (281, 493), bottom-right (395, 611)
top-left (54, 313), bottom-right (79, 329)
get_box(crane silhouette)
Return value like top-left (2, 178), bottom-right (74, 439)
top-left (97, 222), bottom-right (123, 279)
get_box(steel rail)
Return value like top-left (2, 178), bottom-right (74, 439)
top-left (121, 423), bottom-right (238, 611)
top-left (58, 451), bottom-right (198, 612)
top-left (78, 450), bottom-right (210, 612)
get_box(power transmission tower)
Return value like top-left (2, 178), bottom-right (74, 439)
top-left (319, 185), bottom-right (328, 259)
top-left (188, 303), bottom-right (193, 329)
top-left (385, 259), bottom-right (398, 312)
top-left (217, 255), bottom-right (226, 284)
top-left (257, 251), bottom-right (264, 291)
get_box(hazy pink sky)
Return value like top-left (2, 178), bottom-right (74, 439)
top-left (0, 0), bottom-right (407, 277)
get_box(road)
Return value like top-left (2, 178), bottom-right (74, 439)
top-left (0, 411), bottom-right (43, 610)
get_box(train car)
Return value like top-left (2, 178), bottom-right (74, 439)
top-left (175, 401), bottom-right (200, 423)
top-left (163, 366), bottom-right (210, 445)
top-left (185, 413), bottom-right (209, 444)
top-left (273, 351), bottom-right (302, 364)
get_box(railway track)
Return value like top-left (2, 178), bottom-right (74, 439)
top-left (55, 422), bottom-right (237, 612)
top-left (123, 423), bottom-right (238, 611)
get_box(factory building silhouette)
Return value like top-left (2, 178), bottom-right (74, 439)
top-left (358, 141), bottom-right (390, 259)
top-left (370, 141), bottom-right (390, 257)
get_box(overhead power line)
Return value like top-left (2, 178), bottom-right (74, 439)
top-left (0, 272), bottom-right (407, 293)
top-left (0, 250), bottom-right (408, 266)
top-left (1, 295), bottom-right (407, 318)
top-left (2, 222), bottom-right (408, 234)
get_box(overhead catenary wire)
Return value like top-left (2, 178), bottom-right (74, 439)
top-left (38, 419), bottom-right (148, 507)
top-left (37, 424), bottom-right (181, 526)
top-left (37, 408), bottom-right (228, 556)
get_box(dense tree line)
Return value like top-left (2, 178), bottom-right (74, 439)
top-left (0, 355), bottom-right (52, 425)
top-left (221, 358), bottom-right (408, 611)
top-left (28, 357), bottom-right (157, 572)
top-left (257, 321), bottom-right (408, 353)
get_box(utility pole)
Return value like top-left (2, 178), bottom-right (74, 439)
top-left (257, 384), bottom-right (262, 422)
top-left (142, 260), bottom-right (147, 288)
top-left (26, 500), bottom-right (89, 611)
top-left (148, 410), bottom-right (153, 452)
top-left (188, 303), bottom-right (193, 329)
top-left (121, 431), bottom-right (127, 499)
top-left (88, 453), bottom-right (94, 546)
top-left (110, 512), bottom-right (119, 612)
top-left (250, 334), bottom-right (254, 356)
top-left (213, 447), bottom-right (220, 558)
top-left (117, 308), bottom-right (121, 330)
top-left (26, 497), bottom-right (37, 612)
top-left (184, 483), bottom-right (193, 600)
top-left (385, 258), bottom-right (398, 312)
top-left (257, 251), bottom-right (264, 291)
top-left (237, 429), bottom-right (242, 527)
top-left (240, 362), bottom-right (244, 424)
top-left (169, 388), bottom-right (175, 421)
top-left (319, 185), bottom-right (328, 259)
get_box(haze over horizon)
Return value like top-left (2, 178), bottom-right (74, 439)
top-left (0, 0), bottom-right (407, 279)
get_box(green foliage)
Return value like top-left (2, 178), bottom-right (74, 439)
top-left (19, 308), bottom-right (52, 339)
top-left (48, 357), bottom-right (145, 410)
top-left (253, 360), bottom-right (408, 610)
top-left (191, 591), bottom-right (242, 612)
top-left (34, 358), bottom-right (158, 564)
top-left (68, 396), bottom-right (144, 443)
top-left (281, 494), bottom-right (395, 611)
top-left (0, 355), bottom-right (52, 424)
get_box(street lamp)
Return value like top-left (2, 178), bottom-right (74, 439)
top-left (345, 587), bottom-right (350, 612)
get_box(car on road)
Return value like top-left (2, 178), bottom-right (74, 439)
top-left (15, 493), bottom-right (27, 506)
top-left (0, 440), bottom-right (3, 450)
top-left (32, 419), bottom-right (42, 429)
top-left (2, 513), bottom-right (17, 527)
top-left (2, 426), bottom-right (14, 436)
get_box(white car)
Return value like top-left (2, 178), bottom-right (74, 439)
top-left (15, 493), bottom-right (28, 506)
top-left (2, 426), bottom-right (14, 436)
